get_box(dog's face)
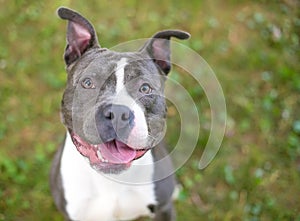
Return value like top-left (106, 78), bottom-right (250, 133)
top-left (62, 52), bottom-right (167, 173)
top-left (58, 8), bottom-right (189, 173)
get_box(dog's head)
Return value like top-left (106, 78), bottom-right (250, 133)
top-left (57, 7), bottom-right (190, 173)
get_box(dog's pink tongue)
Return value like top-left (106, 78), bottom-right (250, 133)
top-left (101, 141), bottom-right (136, 164)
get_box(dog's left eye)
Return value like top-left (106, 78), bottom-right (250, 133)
top-left (139, 83), bottom-right (152, 94)
top-left (81, 78), bottom-right (95, 89)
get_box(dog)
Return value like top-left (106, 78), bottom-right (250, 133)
top-left (50, 7), bottom-right (190, 221)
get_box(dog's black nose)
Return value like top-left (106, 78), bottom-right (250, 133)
top-left (103, 104), bottom-right (134, 126)
top-left (97, 104), bottom-right (134, 142)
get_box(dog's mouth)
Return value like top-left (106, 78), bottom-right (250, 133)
top-left (71, 133), bottom-right (148, 168)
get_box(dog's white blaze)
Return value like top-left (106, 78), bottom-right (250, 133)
top-left (114, 58), bottom-right (148, 148)
top-left (115, 58), bottom-right (127, 95)
top-left (61, 132), bottom-right (156, 221)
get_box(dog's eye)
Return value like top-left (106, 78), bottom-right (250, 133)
top-left (81, 78), bottom-right (95, 89)
top-left (139, 83), bottom-right (152, 94)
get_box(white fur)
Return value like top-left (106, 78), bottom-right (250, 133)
top-left (60, 132), bottom-right (156, 221)
top-left (115, 58), bottom-right (127, 95)
top-left (114, 58), bottom-right (148, 149)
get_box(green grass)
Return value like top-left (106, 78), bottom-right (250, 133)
top-left (0, 0), bottom-right (299, 220)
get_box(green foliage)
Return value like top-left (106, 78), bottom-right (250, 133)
top-left (0, 0), bottom-right (299, 220)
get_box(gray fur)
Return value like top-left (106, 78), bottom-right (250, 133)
top-left (49, 139), bottom-right (69, 220)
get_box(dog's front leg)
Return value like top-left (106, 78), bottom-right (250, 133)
top-left (153, 200), bottom-right (175, 221)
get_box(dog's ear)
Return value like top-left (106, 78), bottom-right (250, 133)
top-left (140, 30), bottom-right (190, 74)
top-left (57, 7), bottom-right (100, 65)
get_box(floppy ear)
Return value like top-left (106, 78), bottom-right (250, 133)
top-left (57, 7), bottom-right (100, 65)
top-left (140, 30), bottom-right (190, 74)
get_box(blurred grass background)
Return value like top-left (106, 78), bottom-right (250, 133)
top-left (0, 0), bottom-right (299, 220)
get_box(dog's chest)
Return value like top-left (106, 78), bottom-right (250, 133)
top-left (60, 133), bottom-right (156, 221)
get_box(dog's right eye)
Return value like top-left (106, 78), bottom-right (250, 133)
top-left (139, 83), bottom-right (152, 94)
top-left (81, 78), bottom-right (95, 89)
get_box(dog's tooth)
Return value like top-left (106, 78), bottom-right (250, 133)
top-left (97, 150), bottom-right (104, 161)
top-left (97, 150), bottom-right (108, 163)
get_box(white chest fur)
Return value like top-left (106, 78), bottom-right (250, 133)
top-left (60, 133), bottom-right (157, 221)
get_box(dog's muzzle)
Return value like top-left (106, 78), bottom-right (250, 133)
top-left (69, 104), bottom-right (149, 173)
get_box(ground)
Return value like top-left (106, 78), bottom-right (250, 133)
top-left (0, 1), bottom-right (299, 220)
